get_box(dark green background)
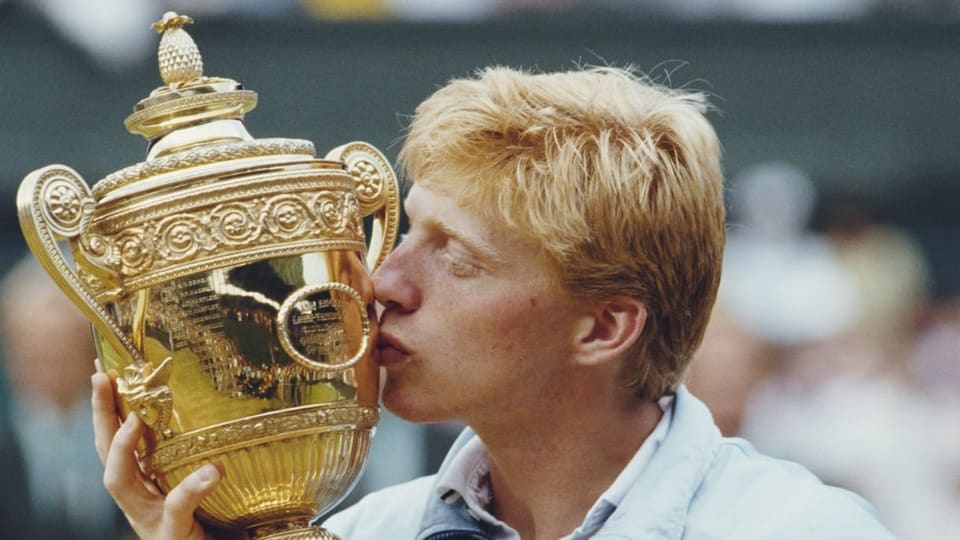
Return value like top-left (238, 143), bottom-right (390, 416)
top-left (2, 8), bottom-right (958, 294)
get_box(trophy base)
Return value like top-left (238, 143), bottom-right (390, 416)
top-left (249, 521), bottom-right (339, 540)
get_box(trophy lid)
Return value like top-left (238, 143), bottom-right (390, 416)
top-left (92, 12), bottom-right (327, 202)
top-left (124, 12), bottom-right (257, 141)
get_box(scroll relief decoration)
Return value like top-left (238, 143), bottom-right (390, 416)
top-left (78, 191), bottom-right (363, 293)
top-left (143, 404), bottom-right (379, 474)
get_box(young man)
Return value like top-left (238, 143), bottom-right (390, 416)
top-left (93, 66), bottom-right (896, 539)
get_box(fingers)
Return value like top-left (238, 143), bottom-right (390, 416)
top-left (91, 371), bottom-right (119, 464)
top-left (162, 464), bottom-right (222, 538)
top-left (102, 412), bottom-right (152, 501)
top-left (92, 361), bottom-right (217, 540)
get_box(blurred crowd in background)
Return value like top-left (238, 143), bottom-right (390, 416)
top-left (688, 161), bottom-right (960, 540)
top-left (3, 0), bottom-right (960, 70)
top-left (0, 1), bottom-right (957, 540)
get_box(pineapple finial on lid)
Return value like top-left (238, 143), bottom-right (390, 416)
top-left (152, 12), bottom-right (203, 86)
top-left (124, 12), bottom-right (258, 144)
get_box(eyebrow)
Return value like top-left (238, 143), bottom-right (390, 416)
top-left (404, 190), bottom-right (503, 264)
top-left (433, 220), bottom-right (501, 262)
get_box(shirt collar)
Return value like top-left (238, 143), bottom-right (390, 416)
top-left (432, 395), bottom-right (676, 538)
top-left (435, 436), bottom-right (508, 530)
top-left (572, 394), bottom-right (675, 538)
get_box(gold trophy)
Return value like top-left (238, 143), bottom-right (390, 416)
top-left (16, 12), bottom-right (399, 540)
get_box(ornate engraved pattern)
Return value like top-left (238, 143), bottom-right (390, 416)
top-left (264, 195), bottom-right (312, 239)
top-left (117, 357), bottom-right (175, 439)
top-left (37, 175), bottom-right (93, 237)
top-left (81, 185), bottom-right (364, 297)
top-left (45, 182), bottom-right (85, 227)
top-left (210, 202), bottom-right (262, 246)
top-left (93, 138), bottom-right (314, 199)
top-left (156, 214), bottom-right (218, 261)
top-left (314, 191), bottom-right (358, 233)
top-left (124, 90), bottom-right (257, 136)
top-left (77, 268), bottom-right (112, 296)
top-left (142, 404), bottom-right (378, 473)
top-left (349, 159), bottom-right (383, 206)
top-left (124, 240), bottom-right (363, 297)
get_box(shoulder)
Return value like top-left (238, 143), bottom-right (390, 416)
top-left (685, 438), bottom-right (897, 539)
top-left (322, 475), bottom-right (437, 540)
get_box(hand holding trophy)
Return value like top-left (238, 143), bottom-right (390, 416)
top-left (18, 12), bottom-right (399, 540)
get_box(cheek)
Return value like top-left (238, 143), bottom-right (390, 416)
top-left (486, 294), bottom-right (567, 353)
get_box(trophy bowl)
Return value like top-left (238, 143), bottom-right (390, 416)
top-left (16, 13), bottom-right (399, 540)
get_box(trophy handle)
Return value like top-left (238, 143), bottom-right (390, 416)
top-left (325, 142), bottom-right (400, 272)
top-left (16, 165), bottom-right (144, 368)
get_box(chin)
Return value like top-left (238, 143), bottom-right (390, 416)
top-left (381, 384), bottom-right (450, 424)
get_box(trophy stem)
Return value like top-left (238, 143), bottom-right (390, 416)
top-left (248, 520), bottom-right (340, 540)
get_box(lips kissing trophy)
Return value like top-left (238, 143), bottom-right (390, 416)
top-left (16, 12), bottom-right (399, 540)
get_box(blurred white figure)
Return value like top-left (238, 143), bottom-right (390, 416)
top-left (386, 0), bottom-right (497, 20)
top-left (719, 161), bottom-right (860, 346)
top-left (722, 0), bottom-right (877, 21)
top-left (26, 0), bottom-right (297, 71)
top-left (29, 0), bottom-right (161, 70)
top-left (601, 0), bottom-right (878, 21)
top-left (686, 306), bottom-right (772, 436)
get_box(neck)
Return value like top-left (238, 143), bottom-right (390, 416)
top-left (467, 385), bottom-right (664, 540)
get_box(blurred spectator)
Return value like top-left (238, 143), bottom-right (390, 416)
top-left (719, 174), bottom-right (955, 540)
top-left (598, 0), bottom-right (877, 21)
top-left (686, 306), bottom-right (773, 436)
top-left (301, 0), bottom-right (391, 20)
top-left (14, 0), bottom-right (960, 71)
top-left (821, 197), bottom-right (930, 370)
top-left (383, 0), bottom-right (496, 21)
top-left (909, 297), bottom-right (960, 394)
top-left (719, 161), bottom-right (860, 348)
top-left (0, 255), bottom-right (130, 539)
top-left (694, 162), bottom-right (959, 540)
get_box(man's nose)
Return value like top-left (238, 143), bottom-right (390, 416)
top-left (371, 244), bottom-right (420, 313)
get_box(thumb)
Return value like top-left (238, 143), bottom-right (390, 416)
top-left (161, 463), bottom-right (221, 539)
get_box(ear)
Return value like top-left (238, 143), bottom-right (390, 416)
top-left (572, 296), bottom-right (647, 367)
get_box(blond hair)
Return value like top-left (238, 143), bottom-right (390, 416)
top-left (399, 66), bottom-right (725, 399)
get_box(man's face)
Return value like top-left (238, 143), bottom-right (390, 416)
top-left (371, 184), bottom-right (588, 426)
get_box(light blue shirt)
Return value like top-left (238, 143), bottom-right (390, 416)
top-left (324, 386), bottom-right (897, 540)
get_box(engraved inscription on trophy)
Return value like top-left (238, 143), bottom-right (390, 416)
top-left (277, 283), bottom-right (369, 373)
top-left (290, 295), bottom-right (348, 362)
